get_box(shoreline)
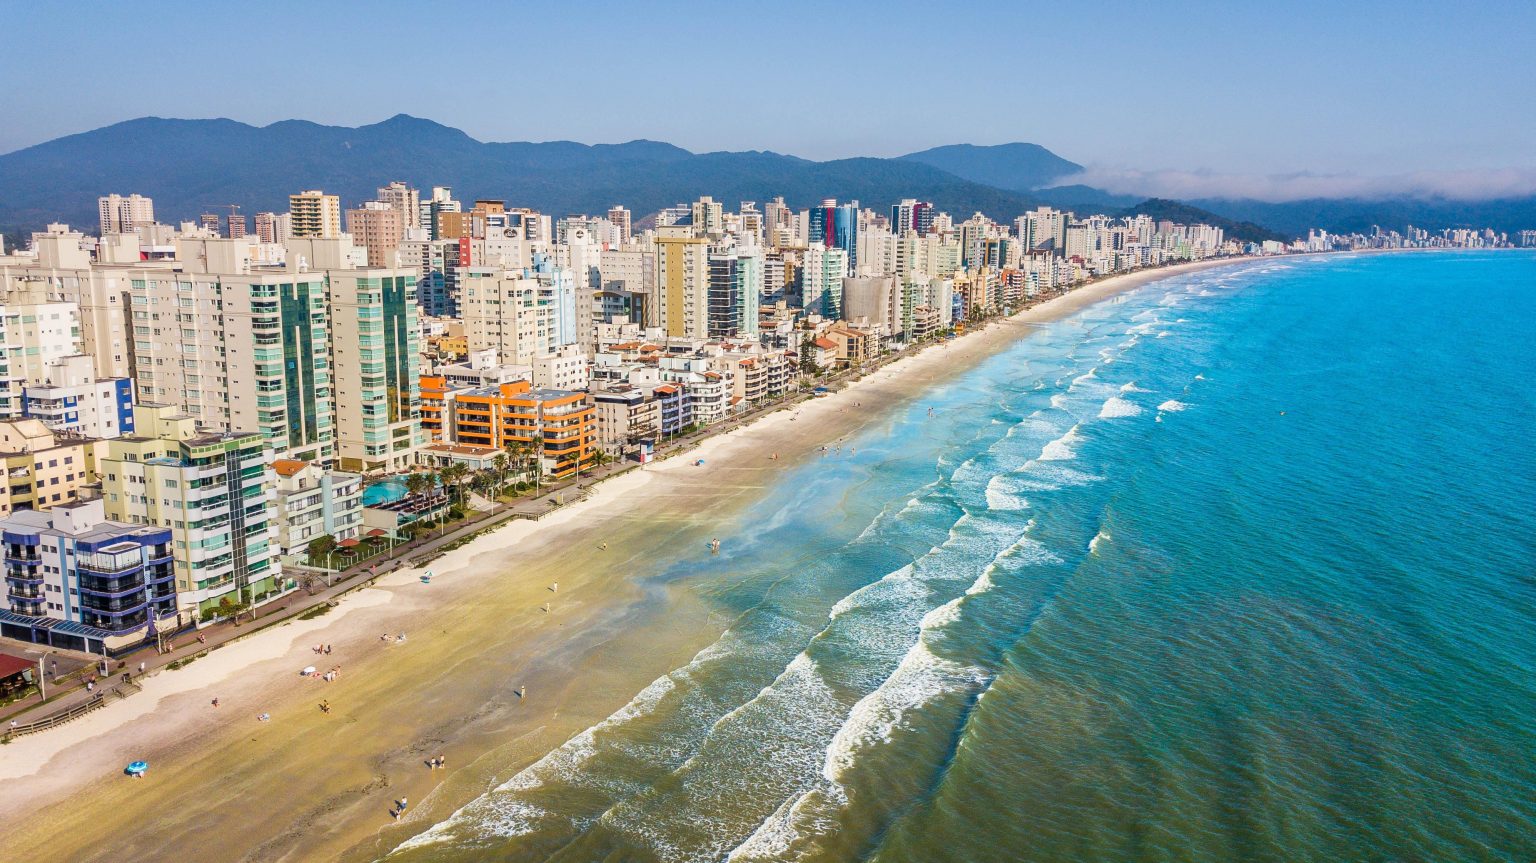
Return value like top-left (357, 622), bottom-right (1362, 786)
top-left (0, 253), bottom-right (1276, 862)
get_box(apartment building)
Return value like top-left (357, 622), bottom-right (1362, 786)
top-left (324, 265), bottom-right (425, 473)
top-left (272, 459), bottom-right (362, 558)
top-left (446, 381), bottom-right (595, 478)
top-left (0, 498), bottom-right (178, 655)
top-left (97, 404), bottom-right (282, 621)
top-left (288, 190), bottom-right (341, 239)
top-left (98, 193), bottom-right (155, 235)
top-left (0, 419), bottom-right (94, 515)
top-left (653, 226), bottom-right (710, 338)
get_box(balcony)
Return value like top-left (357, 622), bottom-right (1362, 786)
top-left (5, 551), bottom-right (41, 565)
top-left (82, 610), bottom-right (148, 633)
top-left (78, 556), bottom-right (144, 576)
top-left (78, 574), bottom-right (147, 598)
top-left (78, 596), bottom-right (148, 616)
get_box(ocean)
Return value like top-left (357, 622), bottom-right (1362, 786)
top-left (384, 251), bottom-right (1536, 862)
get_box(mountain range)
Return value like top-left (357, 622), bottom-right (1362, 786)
top-left (1, 115), bottom-right (1531, 248)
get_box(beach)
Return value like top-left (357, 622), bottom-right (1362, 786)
top-left (0, 256), bottom-right (1256, 863)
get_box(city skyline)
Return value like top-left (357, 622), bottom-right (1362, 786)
top-left (3, 0), bottom-right (1534, 202)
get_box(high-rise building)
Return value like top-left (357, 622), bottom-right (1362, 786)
top-left (228, 214), bottom-right (248, 239)
top-left (254, 211), bottom-right (280, 244)
top-left (764, 197), bottom-right (792, 241)
top-left (801, 245), bottom-right (848, 318)
top-left (1016, 207), bottom-right (1068, 253)
top-left (288, 190), bottom-right (342, 239)
top-left (199, 213), bottom-right (221, 235)
top-left (19, 354), bottom-right (135, 439)
top-left (607, 206), bottom-right (632, 244)
top-left (707, 242), bottom-right (764, 338)
top-left (325, 266), bottom-right (425, 473)
top-left (891, 199), bottom-right (934, 236)
top-left (129, 238), bottom-right (335, 463)
top-left (691, 196), bottom-right (724, 237)
top-left (460, 254), bottom-right (580, 364)
top-left (376, 182), bottom-right (420, 235)
top-left (653, 226), bottom-right (710, 338)
top-left (421, 187), bottom-right (461, 240)
top-left (99, 403), bottom-right (283, 621)
top-left (98, 193), bottom-right (155, 235)
top-left (345, 201), bottom-right (404, 268)
top-left (808, 199), bottom-right (859, 270)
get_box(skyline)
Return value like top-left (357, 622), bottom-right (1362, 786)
top-left (4, 1), bottom-right (1534, 202)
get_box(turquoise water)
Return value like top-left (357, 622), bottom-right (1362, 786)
top-left (362, 480), bottom-right (408, 506)
top-left (388, 251), bottom-right (1536, 862)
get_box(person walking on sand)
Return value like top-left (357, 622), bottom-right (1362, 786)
top-left (211, 697), bottom-right (219, 708)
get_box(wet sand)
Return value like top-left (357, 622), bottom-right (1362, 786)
top-left (0, 257), bottom-right (1256, 862)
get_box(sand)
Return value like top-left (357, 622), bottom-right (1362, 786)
top-left (0, 256), bottom-right (1254, 862)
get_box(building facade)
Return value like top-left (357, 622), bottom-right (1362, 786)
top-left (0, 498), bottom-right (178, 655)
top-left (98, 405), bottom-right (283, 620)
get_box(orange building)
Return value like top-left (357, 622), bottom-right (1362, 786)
top-left (420, 375), bottom-right (450, 441)
top-left (448, 381), bottom-right (595, 478)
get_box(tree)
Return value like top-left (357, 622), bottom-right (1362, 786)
top-left (798, 333), bottom-right (818, 375)
top-left (492, 452), bottom-right (511, 495)
top-left (591, 448), bottom-right (613, 473)
top-left (440, 462), bottom-right (470, 507)
top-left (404, 471), bottom-right (430, 501)
top-left (529, 438), bottom-right (546, 496)
top-left (307, 535), bottom-right (338, 569)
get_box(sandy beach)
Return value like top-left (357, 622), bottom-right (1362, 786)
top-left (0, 256), bottom-right (1256, 862)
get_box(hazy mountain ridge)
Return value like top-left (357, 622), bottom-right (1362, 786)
top-left (4, 115), bottom-right (1527, 244)
top-left (0, 115), bottom-right (1043, 233)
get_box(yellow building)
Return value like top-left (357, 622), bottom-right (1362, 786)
top-left (288, 189), bottom-right (342, 239)
top-left (0, 419), bottom-right (93, 515)
top-left (654, 226), bottom-right (710, 338)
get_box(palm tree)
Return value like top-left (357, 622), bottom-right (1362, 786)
top-left (589, 447), bottom-right (613, 475)
top-left (529, 438), bottom-right (546, 497)
top-left (404, 471), bottom-right (430, 501)
top-left (441, 461), bottom-right (469, 508)
top-left (492, 451), bottom-right (510, 497)
top-left (506, 442), bottom-right (532, 493)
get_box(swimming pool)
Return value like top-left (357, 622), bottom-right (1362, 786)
top-left (361, 480), bottom-right (408, 507)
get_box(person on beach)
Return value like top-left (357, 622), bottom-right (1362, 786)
top-left (138, 661), bottom-right (145, 674)
top-left (211, 698), bottom-right (218, 708)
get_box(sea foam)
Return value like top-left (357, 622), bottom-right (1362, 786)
top-left (1098, 396), bottom-right (1142, 418)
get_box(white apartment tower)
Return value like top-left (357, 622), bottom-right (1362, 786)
top-left (98, 194), bottom-right (155, 235)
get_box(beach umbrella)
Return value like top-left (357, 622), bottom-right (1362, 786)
top-left (126, 761), bottom-right (148, 776)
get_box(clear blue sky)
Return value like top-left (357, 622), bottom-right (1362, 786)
top-left (3, 0), bottom-right (1532, 198)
